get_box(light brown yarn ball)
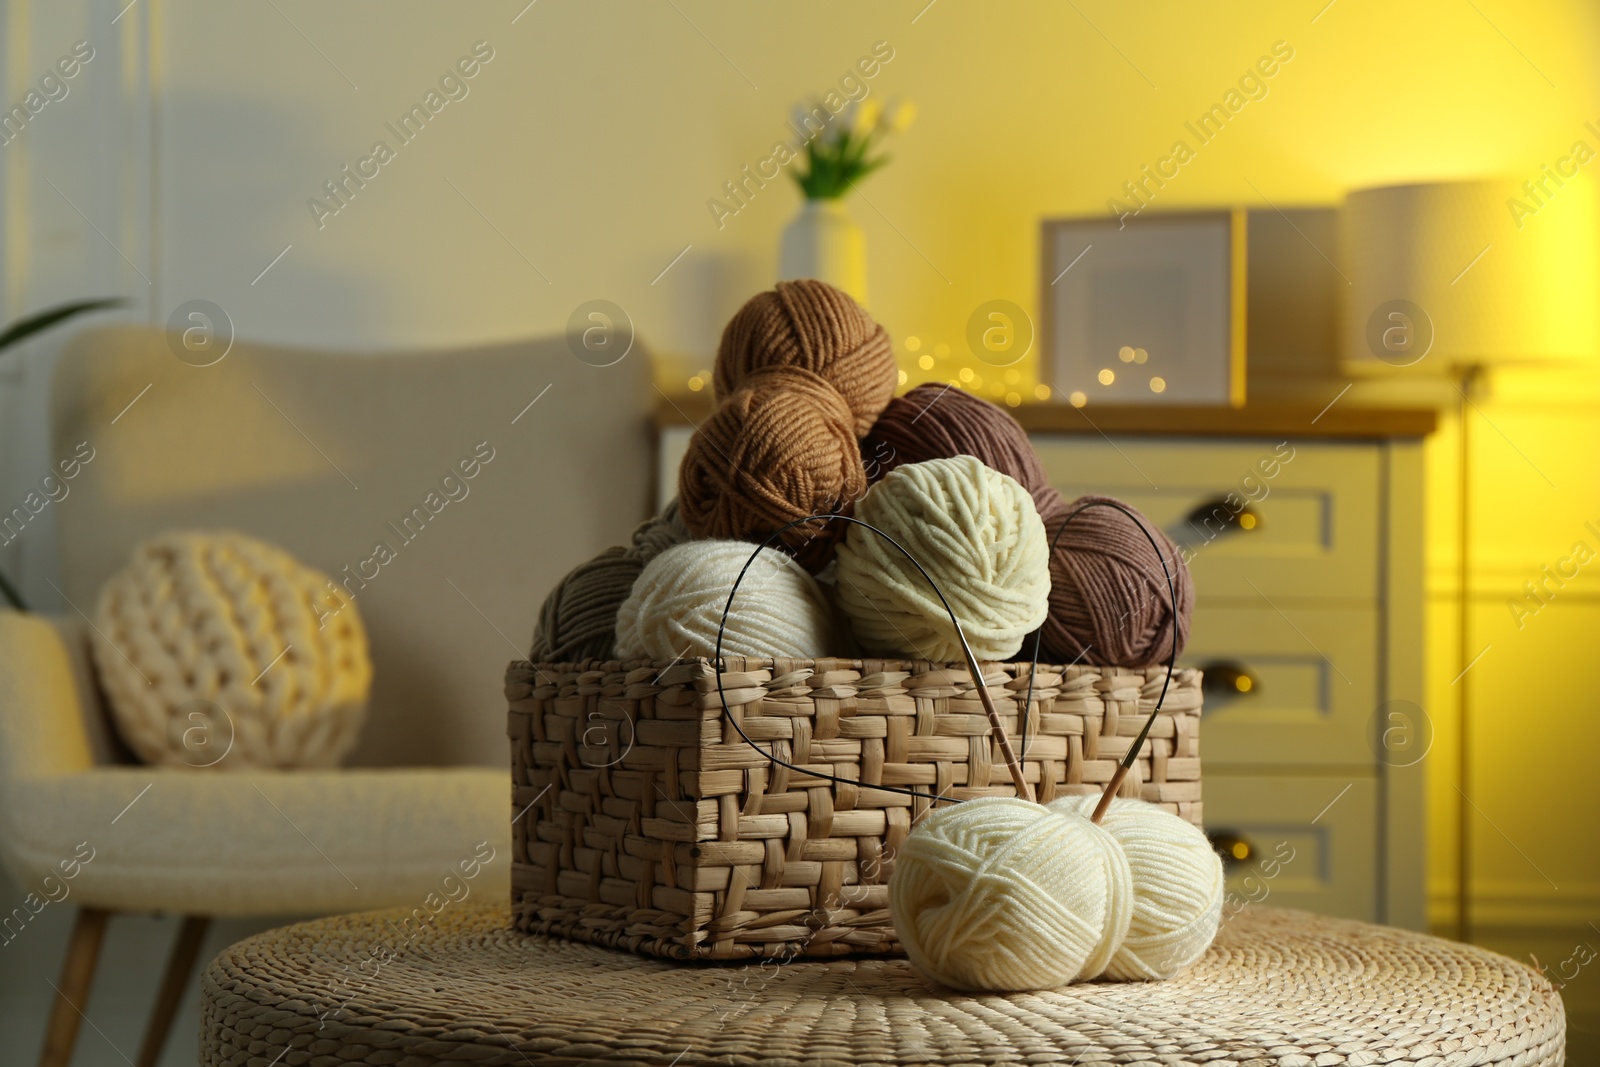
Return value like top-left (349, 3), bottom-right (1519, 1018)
top-left (529, 503), bottom-right (691, 663)
top-left (678, 366), bottom-right (866, 571)
top-left (714, 279), bottom-right (896, 438)
top-left (1038, 494), bottom-right (1194, 668)
top-left (91, 530), bottom-right (371, 770)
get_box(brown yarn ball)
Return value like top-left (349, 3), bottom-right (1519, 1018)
top-left (678, 365), bottom-right (866, 571)
top-left (714, 279), bottom-right (896, 438)
top-left (862, 384), bottom-right (1057, 515)
top-left (529, 503), bottom-right (690, 662)
top-left (1038, 493), bottom-right (1194, 669)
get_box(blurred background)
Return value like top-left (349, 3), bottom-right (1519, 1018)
top-left (2, 0), bottom-right (1598, 1062)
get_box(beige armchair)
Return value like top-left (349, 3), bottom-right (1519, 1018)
top-left (0, 326), bottom-right (653, 1066)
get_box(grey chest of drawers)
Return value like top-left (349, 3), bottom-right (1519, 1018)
top-left (657, 399), bottom-right (1435, 931)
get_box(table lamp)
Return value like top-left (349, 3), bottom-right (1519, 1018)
top-left (1341, 177), bottom-right (1600, 942)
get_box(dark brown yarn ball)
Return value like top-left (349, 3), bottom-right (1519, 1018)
top-left (714, 279), bottom-right (896, 438)
top-left (862, 384), bottom-right (1057, 515)
top-left (679, 365), bottom-right (866, 571)
top-left (1038, 493), bottom-right (1194, 669)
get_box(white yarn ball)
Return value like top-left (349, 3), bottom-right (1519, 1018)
top-left (92, 530), bottom-right (371, 770)
top-left (613, 540), bottom-right (837, 661)
top-left (834, 456), bottom-right (1049, 662)
top-left (888, 796), bottom-right (1132, 992)
top-left (1049, 795), bottom-right (1223, 980)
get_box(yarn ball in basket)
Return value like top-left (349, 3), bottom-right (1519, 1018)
top-left (529, 502), bottom-right (690, 662)
top-left (613, 540), bottom-right (837, 661)
top-left (1049, 794), bottom-right (1223, 980)
top-left (1039, 493), bottom-right (1194, 668)
top-left (678, 366), bottom-right (866, 571)
top-left (889, 796), bottom-right (1132, 992)
top-left (833, 456), bottom-right (1049, 661)
top-left (91, 530), bottom-right (371, 770)
top-left (714, 278), bottom-right (896, 438)
top-left (861, 383), bottom-right (1057, 515)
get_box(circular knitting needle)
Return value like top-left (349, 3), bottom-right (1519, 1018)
top-left (716, 513), bottom-right (1034, 806)
top-left (1021, 500), bottom-right (1179, 825)
top-left (953, 625), bottom-right (1033, 804)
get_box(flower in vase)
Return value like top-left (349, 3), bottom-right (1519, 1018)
top-left (791, 96), bottom-right (915, 200)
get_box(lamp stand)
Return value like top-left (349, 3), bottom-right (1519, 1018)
top-left (1456, 361), bottom-right (1484, 944)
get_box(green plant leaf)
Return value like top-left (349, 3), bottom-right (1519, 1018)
top-left (840, 130), bottom-right (878, 171)
top-left (0, 298), bottom-right (126, 354)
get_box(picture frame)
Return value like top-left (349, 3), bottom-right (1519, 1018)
top-left (1040, 209), bottom-right (1246, 407)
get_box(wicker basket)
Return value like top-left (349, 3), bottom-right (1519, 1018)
top-left (507, 657), bottom-right (1203, 960)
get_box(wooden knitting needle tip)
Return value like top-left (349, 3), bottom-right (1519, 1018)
top-left (1091, 764), bottom-right (1129, 824)
top-left (964, 653), bottom-right (1034, 804)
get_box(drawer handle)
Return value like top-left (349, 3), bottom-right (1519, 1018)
top-left (1183, 497), bottom-right (1260, 538)
top-left (1200, 661), bottom-right (1259, 697)
top-left (1208, 829), bottom-right (1255, 868)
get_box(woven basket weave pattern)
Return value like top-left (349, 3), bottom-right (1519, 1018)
top-left (507, 657), bottom-right (1203, 960)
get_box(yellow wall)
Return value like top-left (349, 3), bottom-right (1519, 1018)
top-left (153, 0), bottom-right (1600, 374)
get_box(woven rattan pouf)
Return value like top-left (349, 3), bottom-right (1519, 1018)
top-left (200, 902), bottom-right (1564, 1066)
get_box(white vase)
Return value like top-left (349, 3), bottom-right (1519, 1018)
top-left (779, 198), bottom-right (867, 305)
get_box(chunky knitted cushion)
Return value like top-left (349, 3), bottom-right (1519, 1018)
top-left (91, 530), bottom-right (371, 769)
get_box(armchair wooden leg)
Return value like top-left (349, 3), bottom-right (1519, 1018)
top-left (39, 906), bottom-right (111, 1067)
top-left (136, 915), bottom-right (210, 1067)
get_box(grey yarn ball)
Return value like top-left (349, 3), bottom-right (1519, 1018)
top-left (528, 502), bottom-right (690, 663)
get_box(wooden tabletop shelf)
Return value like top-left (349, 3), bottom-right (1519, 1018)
top-left (655, 390), bottom-right (1438, 439)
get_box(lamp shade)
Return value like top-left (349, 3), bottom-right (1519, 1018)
top-left (1341, 178), bottom-right (1600, 368)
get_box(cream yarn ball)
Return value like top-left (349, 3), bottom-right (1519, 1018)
top-left (613, 540), bottom-right (837, 661)
top-left (834, 456), bottom-right (1049, 661)
top-left (1049, 795), bottom-right (1224, 980)
top-left (888, 796), bottom-right (1132, 992)
top-left (91, 530), bottom-right (372, 770)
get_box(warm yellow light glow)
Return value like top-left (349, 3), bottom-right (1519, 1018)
top-left (897, 369), bottom-right (908, 386)
top-left (1005, 392), bottom-right (1021, 407)
top-left (687, 376), bottom-right (704, 392)
top-left (934, 342), bottom-right (950, 358)
top-left (1004, 369), bottom-right (1020, 384)
top-left (1069, 390), bottom-right (1087, 407)
top-left (1239, 512), bottom-right (1257, 530)
top-left (959, 367), bottom-right (974, 382)
top-left (1231, 841), bottom-right (1250, 860)
top-left (1118, 345), bottom-right (1135, 363)
top-left (1149, 376), bottom-right (1166, 393)
top-left (1098, 368), bottom-right (1115, 385)
top-left (918, 354), bottom-right (934, 370)
top-left (905, 336), bottom-right (921, 352)
top-left (1344, 180), bottom-right (1600, 365)
top-left (1236, 675), bottom-right (1254, 692)
top-left (1033, 384), bottom-right (1050, 400)
top-left (1134, 348), bottom-right (1149, 364)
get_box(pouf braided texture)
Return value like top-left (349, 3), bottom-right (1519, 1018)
top-left (200, 902), bottom-right (1563, 1066)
